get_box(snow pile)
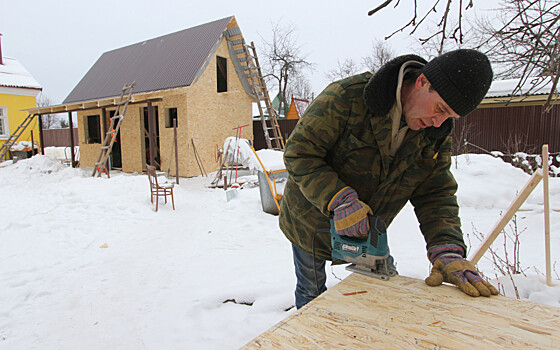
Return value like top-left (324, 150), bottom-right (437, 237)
top-left (222, 137), bottom-right (260, 172)
top-left (222, 137), bottom-right (285, 173)
top-left (42, 146), bottom-right (67, 160)
top-left (255, 149), bottom-right (285, 172)
top-left (0, 154), bottom-right (559, 349)
top-left (6, 154), bottom-right (76, 176)
top-left (10, 140), bottom-right (38, 151)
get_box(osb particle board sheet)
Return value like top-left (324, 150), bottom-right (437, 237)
top-left (242, 274), bottom-right (560, 349)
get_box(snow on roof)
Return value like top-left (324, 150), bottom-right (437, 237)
top-left (486, 76), bottom-right (554, 98)
top-left (0, 56), bottom-right (42, 90)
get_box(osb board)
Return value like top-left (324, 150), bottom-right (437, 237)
top-left (242, 274), bottom-right (560, 349)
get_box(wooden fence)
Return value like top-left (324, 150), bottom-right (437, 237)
top-left (42, 128), bottom-right (79, 147)
top-left (252, 119), bottom-right (299, 150)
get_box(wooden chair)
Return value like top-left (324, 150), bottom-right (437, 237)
top-left (146, 165), bottom-right (175, 212)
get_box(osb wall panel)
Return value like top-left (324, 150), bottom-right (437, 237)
top-left (76, 110), bottom-right (102, 168)
top-left (182, 38), bottom-right (254, 178)
top-left (76, 107), bottom-right (143, 172)
top-left (119, 104), bottom-right (143, 173)
top-left (243, 274), bottom-right (560, 349)
top-left (154, 90), bottom-right (189, 176)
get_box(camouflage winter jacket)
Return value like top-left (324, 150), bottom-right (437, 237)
top-left (279, 54), bottom-right (466, 261)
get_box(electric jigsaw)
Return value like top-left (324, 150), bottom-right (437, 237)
top-left (331, 215), bottom-right (397, 280)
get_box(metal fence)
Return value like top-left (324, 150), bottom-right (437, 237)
top-left (452, 104), bottom-right (560, 155)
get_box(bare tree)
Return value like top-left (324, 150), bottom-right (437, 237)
top-left (260, 20), bottom-right (313, 117)
top-left (324, 40), bottom-right (395, 83)
top-left (59, 119), bottom-right (70, 128)
top-left (367, 0), bottom-right (560, 112)
top-left (368, 0), bottom-right (473, 53)
top-left (475, 0), bottom-right (560, 111)
top-left (37, 93), bottom-right (58, 129)
top-left (362, 39), bottom-right (396, 72)
top-left (325, 58), bottom-right (362, 82)
top-left (287, 70), bottom-right (314, 101)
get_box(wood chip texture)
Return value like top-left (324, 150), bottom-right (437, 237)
top-left (242, 274), bottom-right (560, 349)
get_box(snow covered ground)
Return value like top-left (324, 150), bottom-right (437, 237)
top-left (0, 153), bottom-right (559, 349)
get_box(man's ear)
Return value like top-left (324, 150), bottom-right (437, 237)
top-left (416, 74), bottom-right (430, 89)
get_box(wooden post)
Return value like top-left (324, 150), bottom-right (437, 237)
top-left (543, 145), bottom-right (552, 286)
top-left (469, 169), bottom-right (543, 265)
top-left (147, 102), bottom-right (156, 167)
top-left (68, 112), bottom-right (76, 167)
top-left (30, 131), bottom-right (35, 156)
top-left (174, 118), bottom-right (179, 184)
top-left (101, 108), bottom-right (110, 176)
top-left (37, 114), bottom-right (45, 155)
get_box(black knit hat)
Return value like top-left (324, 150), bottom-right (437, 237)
top-left (422, 49), bottom-right (493, 117)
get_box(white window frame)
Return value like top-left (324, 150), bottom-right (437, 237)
top-left (0, 106), bottom-right (8, 139)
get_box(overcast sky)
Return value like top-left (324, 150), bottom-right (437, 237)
top-left (0, 0), bottom-right (500, 104)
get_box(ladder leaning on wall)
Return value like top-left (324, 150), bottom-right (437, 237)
top-left (0, 113), bottom-right (38, 161)
top-left (238, 41), bottom-right (285, 151)
top-left (92, 82), bottom-right (135, 177)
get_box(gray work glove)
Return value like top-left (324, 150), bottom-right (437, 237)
top-left (425, 244), bottom-right (499, 297)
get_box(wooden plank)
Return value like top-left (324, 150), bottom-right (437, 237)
top-left (469, 169), bottom-right (543, 265)
top-left (242, 274), bottom-right (560, 349)
top-left (228, 34), bottom-right (244, 42)
top-left (543, 144), bottom-right (552, 286)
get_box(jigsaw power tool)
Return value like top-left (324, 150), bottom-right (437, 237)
top-left (331, 215), bottom-right (397, 280)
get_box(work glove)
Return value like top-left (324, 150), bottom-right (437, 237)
top-left (328, 187), bottom-right (372, 238)
top-left (425, 244), bottom-right (499, 297)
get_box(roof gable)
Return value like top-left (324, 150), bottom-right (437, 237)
top-left (63, 16), bottom-right (234, 104)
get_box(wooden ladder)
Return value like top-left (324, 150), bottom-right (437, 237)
top-left (92, 82), bottom-right (135, 177)
top-left (239, 41), bottom-right (285, 150)
top-left (0, 113), bottom-right (37, 160)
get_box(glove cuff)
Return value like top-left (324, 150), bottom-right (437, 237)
top-left (427, 244), bottom-right (465, 263)
top-left (328, 186), bottom-right (358, 211)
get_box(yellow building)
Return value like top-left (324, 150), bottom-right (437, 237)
top-left (0, 48), bottom-right (42, 160)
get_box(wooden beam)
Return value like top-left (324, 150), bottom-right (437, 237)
top-left (68, 111), bottom-right (76, 167)
top-left (469, 169), bottom-right (543, 265)
top-left (37, 114), bottom-right (45, 155)
top-left (543, 145), bottom-right (552, 286)
top-left (228, 34), bottom-right (244, 42)
top-left (26, 98), bottom-right (163, 115)
top-left (147, 102), bottom-right (155, 167)
top-left (242, 274), bottom-right (560, 349)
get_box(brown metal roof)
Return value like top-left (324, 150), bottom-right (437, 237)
top-left (63, 16), bottom-right (234, 104)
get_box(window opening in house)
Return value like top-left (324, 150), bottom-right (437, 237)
top-left (217, 56), bottom-right (228, 93)
top-left (0, 107), bottom-right (8, 138)
top-left (85, 114), bottom-right (101, 144)
top-left (165, 107), bottom-right (178, 128)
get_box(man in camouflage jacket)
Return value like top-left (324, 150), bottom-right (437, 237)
top-left (279, 49), bottom-right (499, 309)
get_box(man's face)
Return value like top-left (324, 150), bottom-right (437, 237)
top-left (402, 74), bottom-right (459, 131)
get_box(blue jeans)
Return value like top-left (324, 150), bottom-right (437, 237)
top-left (292, 244), bottom-right (327, 309)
